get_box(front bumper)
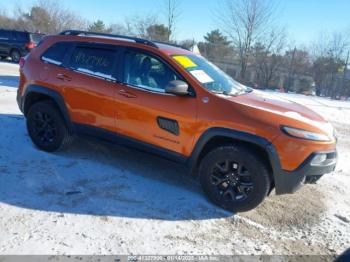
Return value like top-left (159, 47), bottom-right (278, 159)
top-left (272, 150), bottom-right (337, 195)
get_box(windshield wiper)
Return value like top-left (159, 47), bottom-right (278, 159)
top-left (211, 90), bottom-right (243, 97)
top-left (227, 88), bottom-right (253, 96)
top-left (223, 90), bottom-right (236, 96)
top-left (246, 87), bottom-right (253, 93)
top-left (210, 90), bottom-right (225, 95)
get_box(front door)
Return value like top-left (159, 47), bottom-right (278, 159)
top-left (115, 48), bottom-right (197, 157)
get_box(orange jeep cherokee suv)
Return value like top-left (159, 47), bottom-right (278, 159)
top-left (17, 30), bottom-right (337, 212)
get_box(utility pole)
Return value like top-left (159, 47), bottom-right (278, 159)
top-left (286, 47), bottom-right (296, 92)
top-left (342, 50), bottom-right (349, 97)
top-left (167, 0), bottom-right (171, 41)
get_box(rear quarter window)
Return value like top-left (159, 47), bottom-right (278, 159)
top-left (41, 42), bottom-right (73, 66)
top-left (67, 46), bottom-right (117, 80)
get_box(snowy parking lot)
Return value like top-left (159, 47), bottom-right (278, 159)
top-left (0, 61), bottom-right (349, 256)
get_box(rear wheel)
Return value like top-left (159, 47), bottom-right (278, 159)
top-left (10, 49), bottom-right (21, 63)
top-left (199, 145), bottom-right (271, 212)
top-left (26, 101), bottom-right (73, 152)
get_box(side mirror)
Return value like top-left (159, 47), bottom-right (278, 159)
top-left (165, 80), bottom-right (189, 96)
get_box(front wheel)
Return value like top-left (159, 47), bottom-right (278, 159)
top-left (199, 145), bottom-right (271, 213)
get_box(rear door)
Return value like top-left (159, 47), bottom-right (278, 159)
top-left (115, 47), bottom-right (198, 157)
top-left (61, 43), bottom-right (121, 133)
top-left (40, 41), bottom-right (122, 133)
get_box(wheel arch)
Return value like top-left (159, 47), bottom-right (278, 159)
top-left (10, 47), bottom-right (20, 53)
top-left (188, 128), bottom-right (280, 188)
top-left (10, 48), bottom-right (21, 57)
top-left (23, 85), bottom-right (74, 132)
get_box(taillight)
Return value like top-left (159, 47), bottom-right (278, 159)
top-left (19, 57), bottom-right (25, 69)
top-left (25, 41), bottom-right (36, 49)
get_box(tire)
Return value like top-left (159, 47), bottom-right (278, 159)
top-left (199, 145), bottom-right (271, 213)
top-left (10, 49), bottom-right (21, 63)
top-left (26, 100), bottom-right (73, 152)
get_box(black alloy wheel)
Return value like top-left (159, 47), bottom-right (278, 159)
top-left (26, 101), bottom-right (73, 152)
top-left (210, 160), bottom-right (254, 202)
top-left (31, 111), bottom-right (57, 145)
top-left (199, 145), bottom-right (271, 212)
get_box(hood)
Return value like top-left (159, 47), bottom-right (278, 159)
top-left (220, 90), bottom-right (334, 137)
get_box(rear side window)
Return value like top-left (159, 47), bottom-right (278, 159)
top-left (42, 42), bottom-right (72, 66)
top-left (68, 46), bottom-right (117, 80)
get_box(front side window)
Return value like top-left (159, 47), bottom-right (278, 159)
top-left (42, 42), bottom-right (73, 66)
top-left (123, 50), bottom-right (178, 92)
top-left (68, 46), bottom-right (116, 80)
top-left (172, 54), bottom-right (251, 96)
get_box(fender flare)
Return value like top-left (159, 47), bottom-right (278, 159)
top-left (186, 127), bottom-right (315, 195)
top-left (188, 127), bottom-right (278, 166)
top-left (23, 85), bottom-right (74, 132)
top-left (187, 127), bottom-right (282, 179)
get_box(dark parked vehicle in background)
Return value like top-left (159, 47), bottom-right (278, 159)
top-left (0, 29), bottom-right (44, 63)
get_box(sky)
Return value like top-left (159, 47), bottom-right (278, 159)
top-left (1, 0), bottom-right (349, 45)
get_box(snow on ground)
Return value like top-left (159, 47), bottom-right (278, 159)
top-left (0, 61), bottom-right (349, 256)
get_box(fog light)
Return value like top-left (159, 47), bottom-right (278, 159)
top-left (311, 154), bottom-right (327, 166)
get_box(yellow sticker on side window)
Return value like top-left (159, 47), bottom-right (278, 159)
top-left (173, 56), bottom-right (197, 69)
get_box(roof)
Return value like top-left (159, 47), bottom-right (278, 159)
top-left (59, 30), bottom-right (192, 55)
top-left (0, 28), bottom-right (44, 35)
top-left (156, 43), bottom-right (193, 55)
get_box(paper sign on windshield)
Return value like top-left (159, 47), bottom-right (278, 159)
top-left (173, 56), bottom-right (197, 68)
top-left (190, 70), bottom-right (214, 83)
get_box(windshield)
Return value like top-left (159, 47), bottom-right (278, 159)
top-left (172, 54), bottom-right (251, 96)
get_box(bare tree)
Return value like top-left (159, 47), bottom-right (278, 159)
top-left (110, 23), bottom-right (129, 35)
top-left (217, 0), bottom-right (279, 83)
top-left (252, 28), bottom-right (286, 88)
top-left (147, 24), bottom-right (170, 41)
top-left (179, 39), bottom-right (196, 50)
top-left (0, 11), bottom-right (18, 30)
top-left (283, 47), bottom-right (312, 92)
top-left (9, 0), bottom-right (87, 34)
top-left (341, 51), bottom-right (350, 97)
top-left (311, 31), bottom-right (349, 97)
top-left (125, 14), bottom-right (159, 38)
top-left (162, 0), bottom-right (182, 41)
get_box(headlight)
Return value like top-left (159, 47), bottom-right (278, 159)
top-left (281, 126), bottom-right (331, 142)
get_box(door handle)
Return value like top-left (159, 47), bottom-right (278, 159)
top-left (56, 73), bottom-right (72, 82)
top-left (118, 89), bottom-right (136, 98)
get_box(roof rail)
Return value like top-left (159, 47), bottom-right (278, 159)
top-left (59, 30), bottom-right (158, 49)
top-left (153, 40), bottom-right (190, 51)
